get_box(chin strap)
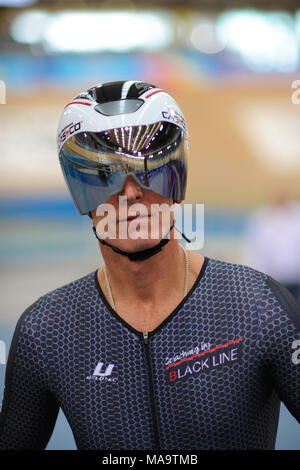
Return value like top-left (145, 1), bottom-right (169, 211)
top-left (92, 219), bottom-right (191, 262)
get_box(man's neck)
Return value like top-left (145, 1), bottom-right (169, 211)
top-left (97, 241), bottom-right (205, 332)
top-left (100, 239), bottom-right (185, 305)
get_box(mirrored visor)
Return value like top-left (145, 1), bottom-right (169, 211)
top-left (59, 122), bottom-right (187, 214)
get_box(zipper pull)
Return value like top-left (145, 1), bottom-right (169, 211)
top-left (143, 331), bottom-right (148, 345)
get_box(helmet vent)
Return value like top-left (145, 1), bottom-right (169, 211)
top-left (95, 99), bottom-right (144, 116)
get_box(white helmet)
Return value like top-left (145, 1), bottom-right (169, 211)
top-left (57, 80), bottom-right (188, 215)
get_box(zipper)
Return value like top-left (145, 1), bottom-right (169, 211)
top-left (143, 331), bottom-right (160, 450)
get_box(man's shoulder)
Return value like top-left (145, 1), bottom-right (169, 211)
top-left (205, 256), bottom-right (268, 287)
top-left (40, 269), bottom-right (98, 302)
top-left (206, 256), bottom-right (300, 330)
top-left (202, 256), bottom-right (274, 308)
top-left (17, 270), bottom-right (99, 334)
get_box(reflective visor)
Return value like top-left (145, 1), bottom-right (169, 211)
top-left (59, 122), bottom-right (187, 214)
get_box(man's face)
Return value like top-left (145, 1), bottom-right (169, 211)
top-left (90, 176), bottom-right (180, 254)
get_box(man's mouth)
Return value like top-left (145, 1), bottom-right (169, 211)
top-left (119, 214), bottom-right (150, 222)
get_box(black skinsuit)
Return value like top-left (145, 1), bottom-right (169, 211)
top-left (0, 257), bottom-right (299, 449)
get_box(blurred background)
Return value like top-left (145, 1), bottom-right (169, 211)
top-left (1, 0), bottom-right (300, 450)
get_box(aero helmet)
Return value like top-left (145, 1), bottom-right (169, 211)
top-left (57, 80), bottom-right (188, 215)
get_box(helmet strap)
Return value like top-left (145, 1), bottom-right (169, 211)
top-left (92, 220), bottom-right (176, 262)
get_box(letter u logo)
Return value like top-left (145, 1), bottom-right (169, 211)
top-left (93, 362), bottom-right (115, 377)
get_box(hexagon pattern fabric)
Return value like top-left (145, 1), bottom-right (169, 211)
top-left (0, 256), bottom-right (299, 450)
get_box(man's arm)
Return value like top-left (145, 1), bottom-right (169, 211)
top-left (0, 301), bottom-right (59, 449)
top-left (258, 276), bottom-right (300, 423)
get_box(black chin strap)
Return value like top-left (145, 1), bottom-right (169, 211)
top-left (92, 219), bottom-right (191, 262)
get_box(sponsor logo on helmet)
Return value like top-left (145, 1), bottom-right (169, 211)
top-left (162, 109), bottom-right (186, 132)
top-left (135, 82), bottom-right (155, 95)
top-left (57, 121), bottom-right (82, 145)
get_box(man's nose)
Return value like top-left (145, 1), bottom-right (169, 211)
top-left (121, 176), bottom-right (143, 201)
